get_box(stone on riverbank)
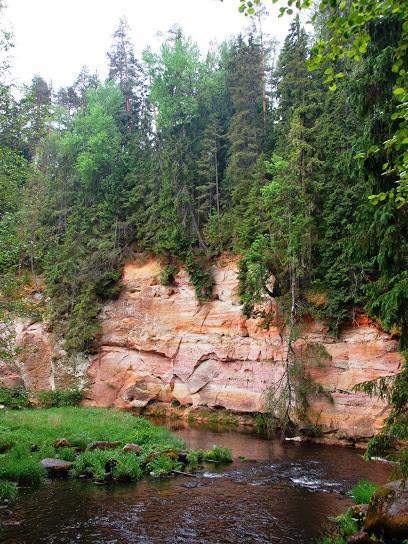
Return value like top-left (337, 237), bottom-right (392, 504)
top-left (364, 479), bottom-right (408, 539)
top-left (122, 443), bottom-right (142, 454)
top-left (347, 530), bottom-right (373, 544)
top-left (53, 438), bottom-right (71, 448)
top-left (40, 458), bottom-right (73, 477)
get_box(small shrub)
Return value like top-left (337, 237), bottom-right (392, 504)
top-left (185, 250), bottom-right (213, 301)
top-left (56, 447), bottom-right (77, 462)
top-left (36, 388), bottom-right (83, 408)
top-left (147, 455), bottom-right (181, 477)
top-left (0, 387), bottom-right (30, 409)
top-left (0, 458), bottom-right (45, 486)
top-left (160, 264), bottom-right (178, 286)
top-left (187, 413), bottom-right (195, 425)
top-left (351, 479), bottom-right (379, 505)
top-left (59, 388), bottom-right (83, 407)
top-left (36, 390), bottom-right (58, 408)
top-left (113, 455), bottom-right (142, 481)
top-left (72, 449), bottom-right (116, 481)
top-left (203, 445), bottom-right (233, 463)
top-left (330, 509), bottom-right (358, 537)
top-left (187, 445), bottom-right (232, 469)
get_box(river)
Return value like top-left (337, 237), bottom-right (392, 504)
top-left (0, 420), bottom-right (390, 543)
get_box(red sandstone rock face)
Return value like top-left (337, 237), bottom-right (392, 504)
top-left (0, 255), bottom-right (402, 441)
top-left (15, 319), bottom-right (54, 391)
top-left (0, 318), bottom-right (90, 393)
top-left (85, 256), bottom-right (403, 440)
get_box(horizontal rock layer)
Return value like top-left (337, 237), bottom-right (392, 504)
top-left (0, 255), bottom-right (403, 441)
top-left (84, 256), bottom-right (403, 440)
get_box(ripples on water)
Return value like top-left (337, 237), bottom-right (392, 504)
top-left (0, 422), bottom-right (390, 544)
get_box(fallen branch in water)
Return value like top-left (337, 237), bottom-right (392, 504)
top-left (173, 470), bottom-right (197, 477)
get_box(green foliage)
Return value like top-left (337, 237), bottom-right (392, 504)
top-left (36, 388), bottom-right (83, 408)
top-left (239, 0), bottom-right (408, 205)
top-left (187, 445), bottom-right (233, 469)
top-left (351, 480), bottom-right (379, 505)
top-left (34, 82), bottom-right (127, 353)
top-left (0, 387), bottom-right (30, 409)
top-left (0, 3), bottom-right (405, 492)
top-left (160, 263), bottom-right (178, 286)
top-left (319, 538), bottom-right (347, 544)
top-left (113, 454), bottom-right (143, 481)
top-left (238, 234), bottom-right (277, 318)
top-left (146, 455), bottom-right (182, 478)
top-left (185, 250), bottom-right (213, 301)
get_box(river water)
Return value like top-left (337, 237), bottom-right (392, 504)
top-left (0, 421), bottom-right (390, 544)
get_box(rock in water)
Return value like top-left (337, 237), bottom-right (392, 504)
top-left (364, 479), bottom-right (408, 539)
top-left (40, 458), bottom-right (73, 477)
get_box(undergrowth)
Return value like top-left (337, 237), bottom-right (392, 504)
top-left (0, 407), bottom-right (232, 502)
top-left (320, 479), bottom-right (381, 544)
top-left (351, 479), bottom-right (379, 505)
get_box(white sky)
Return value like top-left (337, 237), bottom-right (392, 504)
top-left (5, 0), bottom-right (291, 89)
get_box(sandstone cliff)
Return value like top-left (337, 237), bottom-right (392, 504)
top-left (2, 255), bottom-right (403, 442)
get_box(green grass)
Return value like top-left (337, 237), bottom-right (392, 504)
top-left (0, 479), bottom-right (17, 501)
top-left (0, 407), bottom-right (232, 501)
top-left (320, 479), bottom-right (380, 543)
top-left (187, 445), bottom-right (233, 469)
top-left (319, 538), bottom-right (347, 544)
top-left (351, 479), bottom-right (379, 505)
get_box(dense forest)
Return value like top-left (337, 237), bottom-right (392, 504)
top-left (0, 1), bottom-right (406, 462)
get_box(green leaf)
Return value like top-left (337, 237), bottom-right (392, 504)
top-left (393, 88), bottom-right (405, 95)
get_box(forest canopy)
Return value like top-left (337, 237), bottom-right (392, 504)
top-left (0, 4), bottom-right (406, 351)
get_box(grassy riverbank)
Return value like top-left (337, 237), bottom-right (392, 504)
top-left (0, 407), bottom-right (232, 501)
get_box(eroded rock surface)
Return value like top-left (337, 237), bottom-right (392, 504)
top-left (41, 458), bottom-right (73, 477)
top-left (364, 480), bottom-right (408, 539)
top-left (84, 256), bottom-right (403, 441)
top-left (0, 255), bottom-right (403, 442)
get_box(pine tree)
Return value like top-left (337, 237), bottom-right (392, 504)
top-left (20, 76), bottom-right (52, 157)
top-left (107, 17), bottom-right (144, 133)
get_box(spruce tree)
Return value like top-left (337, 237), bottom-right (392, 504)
top-left (224, 34), bottom-right (264, 246)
